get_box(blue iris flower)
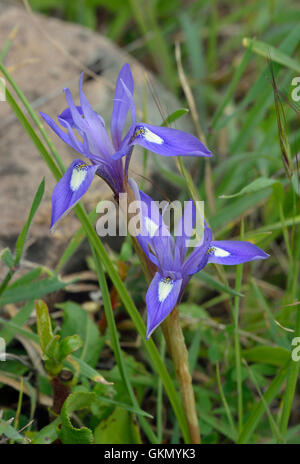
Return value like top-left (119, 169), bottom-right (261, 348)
top-left (131, 183), bottom-right (269, 339)
top-left (40, 64), bottom-right (212, 231)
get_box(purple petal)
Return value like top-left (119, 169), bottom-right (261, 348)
top-left (129, 123), bottom-right (212, 157)
top-left (111, 63), bottom-right (134, 150)
top-left (182, 224), bottom-right (212, 275)
top-left (139, 189), bottom-right (170, 238)
top-left (51, 159), bottom-right (98, 231)
top-left (40, 112), bottom-right (82, 153)
top-left (57, 114), bottom-right (85, 154)
top-left (150, 235), bottom-right (176, 275)
top-left (64, 80), bottom-right (114, 160)
top-left (63, 87), bottom-right (87, 132)
top-left (132, 184), bottom-right (171, 264)
top-left (146, 272), bottom-right (182, 339)
top-left (175, 199), bottom-right (196, 260)
top-left (136, 235), bottom-right (159, 267)
top-left (78, 73), bottom-right (104, 124)
top-left (207, 240), bottom-right (269, 265)
top-left (183, 247), bottom-right (209, 276)
top-left (59, 106), bottom-right (84, 128)
top-left (130, 179), bottom-right (169, 234)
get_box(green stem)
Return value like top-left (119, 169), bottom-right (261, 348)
top-left (0, 61), bottom-right (65, 174)
top-left (216, 362), bottom-right (237, 440)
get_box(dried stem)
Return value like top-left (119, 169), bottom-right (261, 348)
top-left (162, 309), bottom-right (201, 444)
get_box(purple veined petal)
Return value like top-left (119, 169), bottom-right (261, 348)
top-left (63, 87), bottom-right (87, 132)
top-left (40, 112), bottom-right (83, 154)
top-left (175, 199), bottom-right (196, 260)
top-left (139, 190), bottom-right (170, 238)
top-left (150, 235), bottom-right (176, 275)
top-left (50, 159), bottom-right (98, 232)
top-left (173, 244), bottom-right (182, 270)
top-left (111, 63), bottom-right (134, 151)
top-left (57, 115), bottom-right (85, 154)
top-left (78, 73), bottom-right (113, 157)
top-left (78, 73), bottom-right (103, 123)
top-left (119, 78), bottom-right (137, 144)
top-left (111, 79), bottom-right (137, 159)
top-left (64, 82), bottom-right (114, 160)
top-left (178, 275), bottom-right (192, 302)
top-left (128, 179), bottom-right (155, 259)
top-left (146, 272), bottom-right (183, 339)
top-left (129, 123), bottom-right (213, 157)
top-left (136, 235), bottom-right (159, 267)
top-left (182, 223), bottom-right (212, 275)
top-left (124, 146), bottom-right (134, 177)
top-left (128, 180), bottom-right (170, 238)
top-left (207, 240), bottom-right (270, 265)
top-left (80, 132), bottom-right (105, 165)
top-left (59, 106), bottom-right (84, 128)
top-left (183, 247), bottom-right (209, 276)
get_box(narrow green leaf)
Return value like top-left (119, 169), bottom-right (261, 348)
top-left (7, 268), bottom-right (43, 289)
top-left (15, 178), bottom-right (45, 264)
top-left (58, 335), bottom-right (83, 361)
top-left (230, 28), bottom-right (300, 153)
top-left (0, 316), bottom-right (39, 344)
top-left (67, 356), bottom-right (109, 385)
top-left (56, 208), bottom-right (98, 272)
top-left (94, 407), bottom-right (141, 444)
top-left (197, 410), bottom-right (237, 442)
top-left (0, 276), bottom-right (70, 306)
top-left (243, 37), bottom-right (300, 73)
top-left (219, 177), bottom-right (279, 199)
top-left (0, 248), bottom-right (14, 270)
top-left (237, 363), bottom-right (289, 443)
top-left (244, 361), bottom-right (285, 443)
top-left (161, 108), bottom-right (189, 127)
top-left (211, 46), bottom-right (252, 128)
top-left (0, 300), bottom-right (34, 345)
top-left (45, 335), bottom-right (61, 361)
top-left (152, 157), bottom-right (187, 189)
top-left (35, 300), bottom-right (53, 354)
top-left (95, 396), bottom-right (153, 418)
top-left (0, 420), bottom-right (26, 443)
top-left (195, 270), bottom-right (243, 297)
top-left (242, 346), bottom-right (290, 367)
top-left (31, 417), bottom-right (61, 444)
top-left (59, 301), bottom-right (104, 368)
top-left (279, 309), bottom-right (300, 437)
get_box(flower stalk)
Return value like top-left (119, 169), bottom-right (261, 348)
top-left (125, 180), bottom-right (200, 443)
top-left (131, 236), bottom-right (201, 443)
top-left (161, 308), bottom-right (201, 444)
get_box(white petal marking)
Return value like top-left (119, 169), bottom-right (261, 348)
top-left (144, 217), bottom-right (158, 237)
top-left (213, 246), bottom-right (230, 257)
top-left (144, 128), bottom-right (163, 145)
top-left (158, 278), bottom-right (174, 302)
top-left (70, 165), bottom-right (88, 192)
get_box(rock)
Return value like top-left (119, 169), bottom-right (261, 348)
top-left (0, 6), bottom-right (192, 277)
